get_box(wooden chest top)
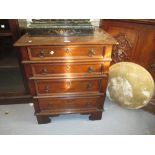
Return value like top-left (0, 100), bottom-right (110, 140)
top-left (14, 29), bottom-right (117, 46)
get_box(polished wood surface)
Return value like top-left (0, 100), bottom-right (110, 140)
top-left (100, 19), bottom-right (155, 113)
top-left (14, 28), bottom-right (117, 46)
top-left (15, 28), bottom-right (116, 124)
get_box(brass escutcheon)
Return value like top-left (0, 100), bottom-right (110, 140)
top-left (44, 85), bottom-right (49, 93)
top-left (65, 65), bottom-right (71, 72)
top-left (88, 49), bottom-right (95, 57)
top-left (66, 80), bottom-right (71, 88)
top-left (39, 50), bottom-right (45, 58)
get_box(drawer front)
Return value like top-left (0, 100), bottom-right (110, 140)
top-left (35, 79), bottom-right (101, 94)
top-left (38, 96), bottom-right (103, 110)
top-left (31, 63), bottom-right (102, 76)
top-left (28, 46), bottom-right (105, 60)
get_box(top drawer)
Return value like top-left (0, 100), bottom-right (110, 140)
top-left (27, 45), bottom-right (105, 60)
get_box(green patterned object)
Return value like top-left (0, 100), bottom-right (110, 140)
top-left (27, 19), bottom-right (95, 36)
top-left (107, 62), bottom-right (155, 109)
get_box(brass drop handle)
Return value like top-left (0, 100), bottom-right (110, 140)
top-left (39, 50), bottom-right (45, 58)
top-left (88, 66), bottom-right (94, 73)
top-left (87, 83), bottom-right (92, 90)
top-left (65, 48), bottom-right (71, 54)
top-left (41, 68), bottom-right (48, 74)
top-left (88, 49), bottom-right (95, 57)
top-left (44, 85), bottom-right (49, 93)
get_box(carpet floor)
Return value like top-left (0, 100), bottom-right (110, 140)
top-left (0, 98), bottom-right (155, 135)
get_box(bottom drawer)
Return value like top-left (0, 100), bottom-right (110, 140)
top-left (38, 96), bottom-right (104, 111)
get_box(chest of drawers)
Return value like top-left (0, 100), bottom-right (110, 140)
top-left (14, 29), bottom-right (117, 124)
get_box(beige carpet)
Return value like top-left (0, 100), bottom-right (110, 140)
top-left (0, 98), bottom-right (155, 135)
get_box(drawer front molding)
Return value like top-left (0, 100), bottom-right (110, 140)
top-left (27, 45), bottom-right (105, 60)
top-left (35, 78), bottom-right (102, 95)
top-left (38, 96), bottom-right (104, 111)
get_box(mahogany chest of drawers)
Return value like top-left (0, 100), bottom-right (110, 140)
top-left (14, 29), bottom-right (117, 124)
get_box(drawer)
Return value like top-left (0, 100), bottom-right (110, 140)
top-left (31, 63), bottom-right (102, 76)
top-left (27, 45), bottom-right (105, 60)
top-left (38, 96), bottom-right (103, 110)
top-left (35, 78), bottom-right (101, 95)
